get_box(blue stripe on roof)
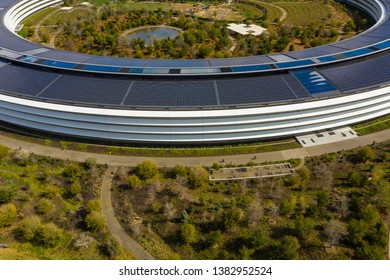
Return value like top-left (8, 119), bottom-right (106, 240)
top-left (142, 68), bottom-right (170, 74)
top-left (129, 68), bottom-right (143, 73)
top-left (231, 64), bottom-right (271, 72)
top-left (316, 56), bottom-right (338, 63)
top-left (373, 40), bottom-right (390, 50)
top-left (293, 69), bottom-right (336, 94)
top-left (342, 48), bottom-right (373, 58)
top-left (82, 65), bottom-right (120, 72)
top-left (275, 59), bottom-right (315, 69)
top-left (42, 60), bottom-right (77, 69)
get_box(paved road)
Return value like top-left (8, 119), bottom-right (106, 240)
top-left (0, 128), bottom-right (389, 167)
top-left (100, 166), bottom-right (154, 260)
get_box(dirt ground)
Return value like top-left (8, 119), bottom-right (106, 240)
top-left (171, 3), bottom-right (243, 21)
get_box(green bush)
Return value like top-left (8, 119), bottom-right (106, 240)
top-left (180, 222), bottom-right (198, 244)
top-left (357, 146), bottom-right (375, 163)
top-left (63, 162), bottom-right (83, 182)
top-left (86, 200), bottom-right (101, 214)
top-left (348, 171), bottom-right (368, 188)
top-left (69, 181), bottom-right (82, 196)
top-left (36, 199), bottom-right (55, 215)
top-left (0, 187), bottom-right (15, 204)
top-left (128, 175), bottom-right (141, 189)
top-left (0, 203), bottom-right (17, 227)
top-left (0, 144), bottom-right (10, 159)
top-left (85, 211), bottom-right (106, 233)
top-left (17, 216), bottom-right (65, 247)
top-left (99, 237), bottom-right (120, 259)
top-left (135, 160), bottom-right (158, 180)
top-left (188, 166), bottom-right (209, 189)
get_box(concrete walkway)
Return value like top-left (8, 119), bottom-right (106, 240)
top-left (100, 166), bottom-right (154, 260)
top-left (1, 128), bottom-right (389, 167)
top-left (0, 128), bottom-right (389, 167)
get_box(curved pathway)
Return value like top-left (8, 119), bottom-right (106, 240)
top-left (100, 166), bottom-right (154, 260)
top-left (0, 128), bottom-right (389, 167)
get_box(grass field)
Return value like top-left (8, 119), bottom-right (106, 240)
top-left (352, 114), bottom-right (390, 135)
top-left (274, 2), bottom-right (331, 26)
top-left (257, 2), bottom-right (283, 23)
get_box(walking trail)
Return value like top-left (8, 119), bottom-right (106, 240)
top-left (100, 166), bottom-right (154, 260)
top-left (0, 128), bottom-right (388, 167)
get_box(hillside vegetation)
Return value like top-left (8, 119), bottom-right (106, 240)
top-left (112, 142), bottom-right (390, 259)
top-left (0, 145), bottom-right (132, 259)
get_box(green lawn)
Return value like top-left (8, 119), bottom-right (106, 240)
top-left (274, 2), bottom-right (331, 26)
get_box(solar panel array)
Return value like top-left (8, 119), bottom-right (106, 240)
top-left (318, 52), bottom-right (390, 92)
top-left (0, 64), bottom-right (59, 96)
top-left (217, 74), bottom-right (310, 105)
top-left (39, 76), bottom-right (130, 105)
top-left (123, 80), bottom-right (218, 107)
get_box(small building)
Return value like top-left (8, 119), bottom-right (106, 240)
top-left (80, 2), bottom-right (91, 7)
top-left (227, 23), bottom-right (267, 36)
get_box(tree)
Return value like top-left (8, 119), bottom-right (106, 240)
top-left (293, 215), bottom-right (316, 240)
top-left (135, 160), bottom-right (158, 180)
top-left (197, 44), bottom-right (211, 58)
top-left (277, 236), bottom-right (300, 260)
top-left (324, 220), bottom-right (348, 246)
top-left (0, 203), bottom-right (17, 227)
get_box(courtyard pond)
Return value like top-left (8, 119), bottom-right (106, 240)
top-left (127, 26), bottom-right (181, 46)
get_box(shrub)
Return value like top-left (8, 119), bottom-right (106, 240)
top-left (86, 200), bottom-right (101, 214)
top-left (297, 166), bottom-right (311, 180)
top-left (135, 160), bottom-right (158, 180)
top-left (348, 171), bottom-right (368, 188)
top-left (36, 199), bottom-right (55, 215)
top-left (0, 187), bottom-right (15, 204)
top-left (0, 203), bottom-right (17, 227)
top-left (128, 175), bottom-right (141, 189)
top-left (85, 211), bottom-right (106, 233)
top-left (188, 166), bottom-right (209, 189)
top-left (17, 216), bottom-right (64, 247)
top-left (173, 164), bottom-right (189, 177)
top-left (180, 222), bottom-right (198, 244)
top-left (17, 216), bottom-right (42, 242)
top-left (0, 144), bottom-right (10, 159)
top-left (357, 146), bottom-right (375, 163)
top-left (34, 222), bottom-right (65, 247)
top-left (69, 181), bottom-right (82, 196)
top-left (99, 237), bottom-right (120, 259)
top-left (63, 162), bottom-right (83, 182)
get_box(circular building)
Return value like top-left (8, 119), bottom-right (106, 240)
top-left (0, 0), bottom-right (389, 144)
